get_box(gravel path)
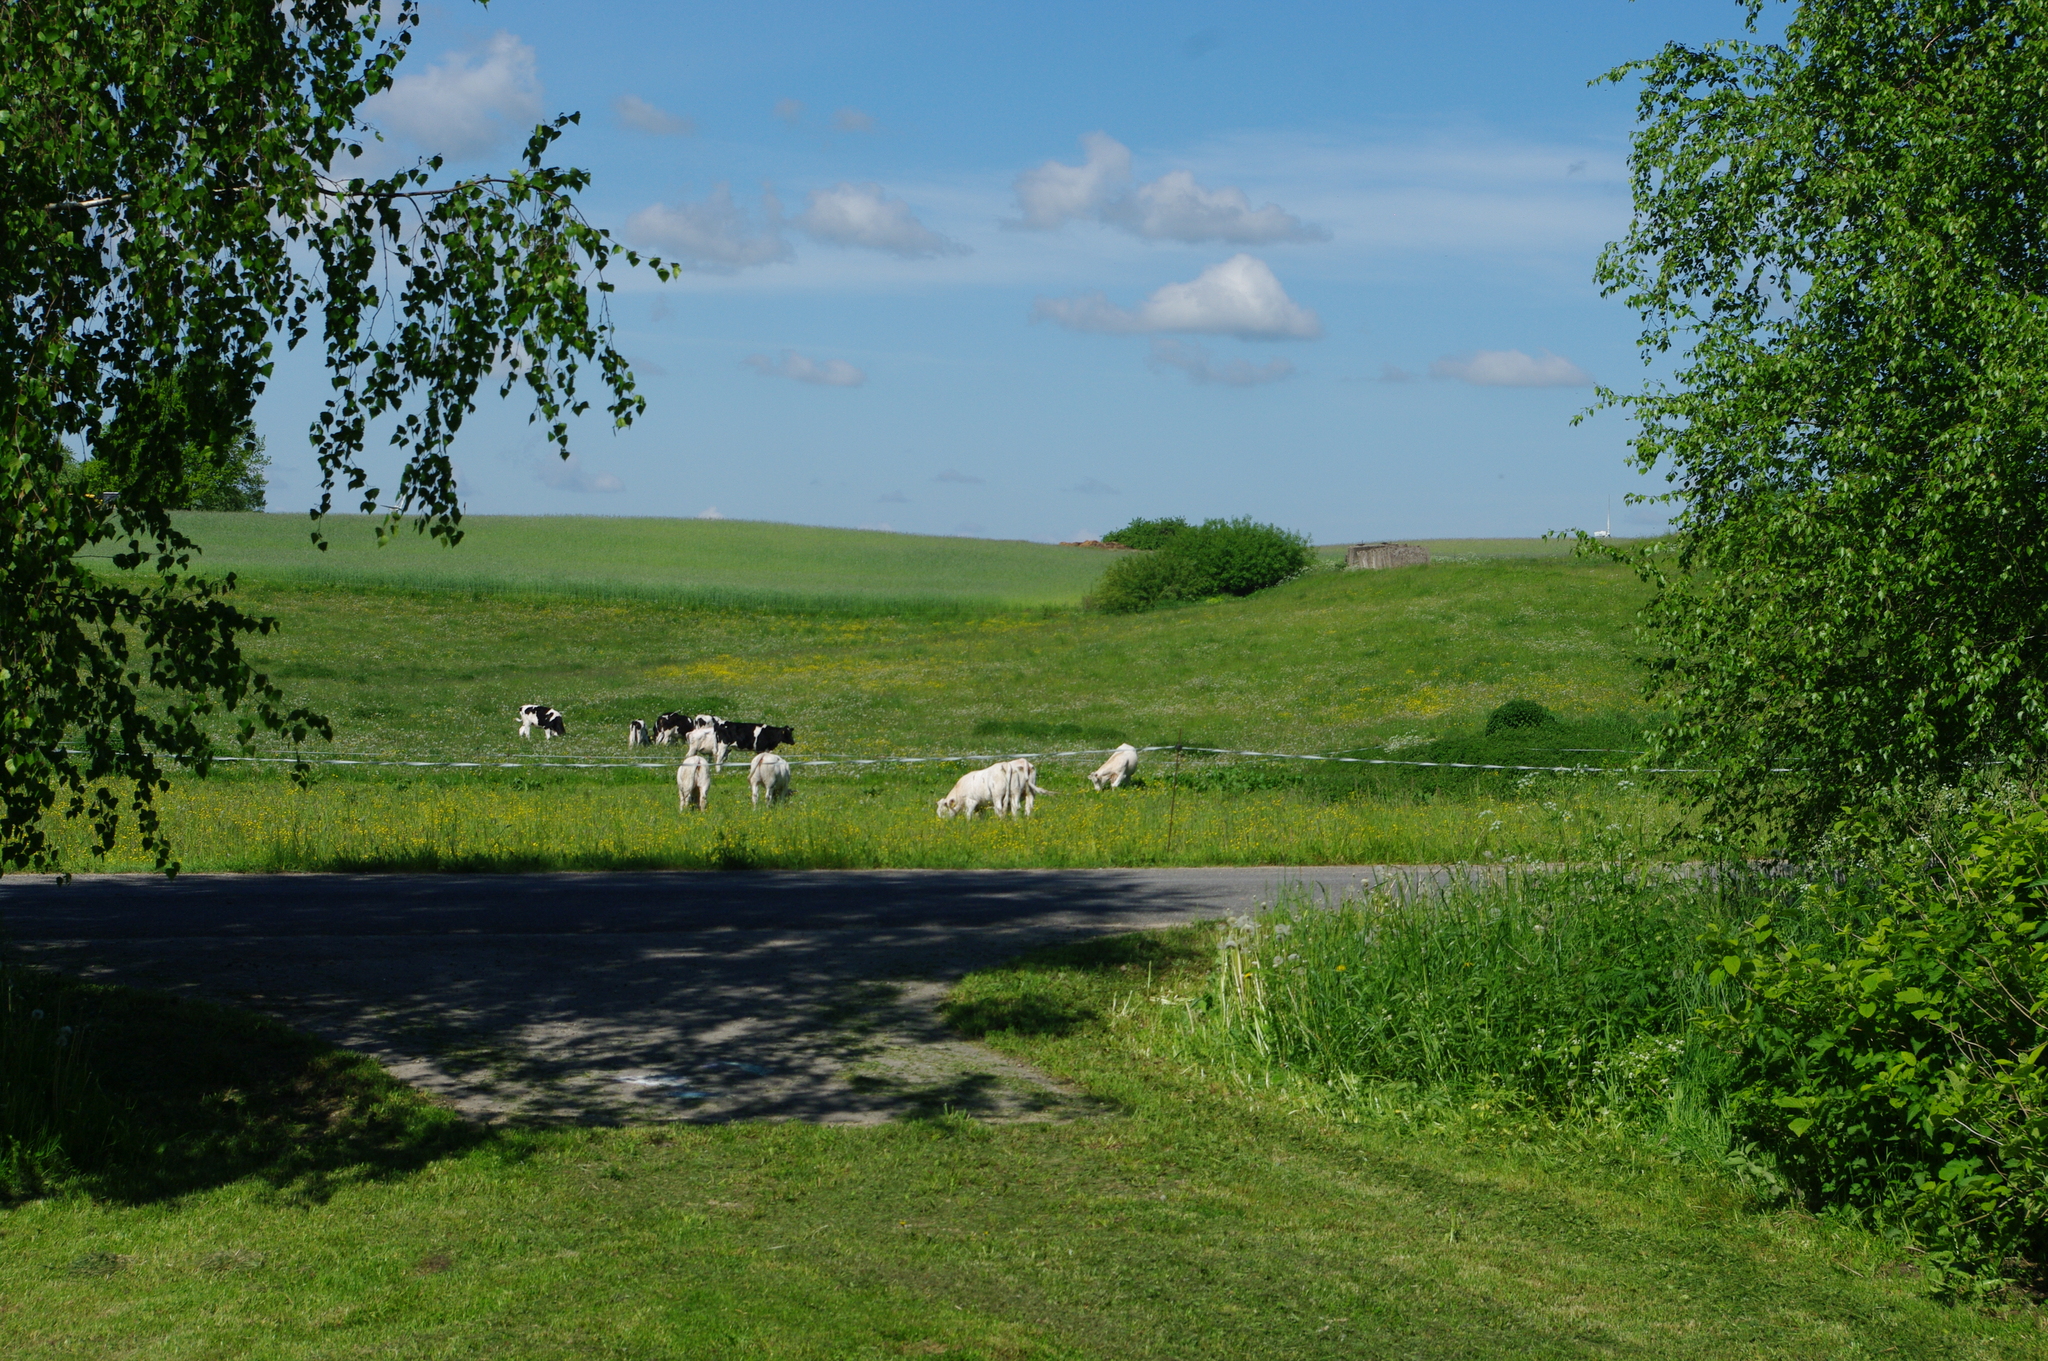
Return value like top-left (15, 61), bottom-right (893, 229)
top-left (0, 868), bottom-right (1399, 1126)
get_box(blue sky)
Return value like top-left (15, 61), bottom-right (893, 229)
top-left (254, 0), bottom-right (1771, 543)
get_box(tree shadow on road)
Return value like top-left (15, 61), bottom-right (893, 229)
top-left (2, 962), bottom-right (482, 1207)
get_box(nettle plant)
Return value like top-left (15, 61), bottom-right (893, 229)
top-left (1705, 805), bottom-right (2048, 1293)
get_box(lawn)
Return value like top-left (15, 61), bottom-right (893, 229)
top-left (48, 527), bottom-right (1685, 870)
top-left (2, 934), bottom-right (2035, 1359)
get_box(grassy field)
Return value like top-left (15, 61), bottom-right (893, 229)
top-left (3, 932), bottom-right (2037, 1359)
top-left (47, 528), bottom-right (1685, 870)
top-left (143, 512), bottom-right (1119, 611)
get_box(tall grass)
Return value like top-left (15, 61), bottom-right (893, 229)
top-left (1189, 867), bottom-right (1767, 1168)
top-left (1, 963), bottom-right (110, 1196)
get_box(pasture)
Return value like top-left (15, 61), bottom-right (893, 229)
top-left (53, 519), bottom-right (1685, 870)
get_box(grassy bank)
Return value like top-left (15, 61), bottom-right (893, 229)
top-left (143, 512), bottom-right (1119, 612)
top-left (4, 943), bottom-right (2035, 1358)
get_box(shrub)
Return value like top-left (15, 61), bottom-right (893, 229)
top-left (1101, 516), bottom-right (1189, 551)
top-left (1486, 699), bottom-right (1555, 735)
top-left (1090, 517), bottom-right (1313, 613)
top-left (1704, 805), bottom-right (2048, 1292)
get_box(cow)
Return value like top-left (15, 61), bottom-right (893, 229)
top-left (999, 757), bottom-right (1052, 816)
top-left (710, 720), bottom-right (795, 772)
top-left (937, 764), bottom-right (1010, 819)
top-left (628, 719), bottom-right (649, 748)
top-left (1090, 743), bottom-right (1139, 790)
top-left (684, 722), bottom-right (723, 766)
top-left (652, 712), bottom-right (692, 745)
top-left (676, 756), bottom-right (711, 811)
top-left (518, 704), bottom-right (566, 740)
top-left (749, 751), bottom-right (792, 807)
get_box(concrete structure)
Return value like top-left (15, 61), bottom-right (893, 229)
top-left (1345, 542), bottom-right (1430, 570)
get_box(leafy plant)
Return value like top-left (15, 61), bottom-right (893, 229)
top-left (1485, 699), bottom-right (1555, 735)
top-left (1100, 516), bottom-right (1189, 551)
top-left (1592, 0), bottom-right (2048, 846)
top-left (1090, 517), bottom-right (1313, 613)
top-left (1704, 804), bottom-right (2048, 1291)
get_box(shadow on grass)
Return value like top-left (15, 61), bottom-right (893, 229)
top-left (943, 926), bottom-right (1214, 1040)
top-left (2, 964), bottom-right (483, 1206)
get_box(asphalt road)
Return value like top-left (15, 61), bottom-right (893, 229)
top-left (0, 867), bottom-right (1396, 1126)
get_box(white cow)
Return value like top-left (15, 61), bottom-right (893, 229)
top-left (676, 756), bottom-right (711, 811)
top-left (684, 722), bottom-right (724, 769)
top-left (936, 764), bottom-right (1010, 819)
top-left (749, 751), bottom-right (792, 807)
top-left (628, 719), bottom-right (649, 748)
top-left (999, 758), bottom-right (1051, 816)
top-left (1089, 743), bottom-right (1139, 790)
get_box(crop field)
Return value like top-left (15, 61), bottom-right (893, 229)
top-left (50, 522), bottom-right (1687, 871)
top-left (145, 512), bottom-right (1120, 611)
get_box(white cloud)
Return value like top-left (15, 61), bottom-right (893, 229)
top-left (742, 349), bottom-right (867, 387)
top-left (615, 94), bottom-right (692, 136)
top-left (624, 185), bottom-right (791, 271)
top-left (367, 32), bottom-right (540, 159)
top-left (696, 506), bottom-right (726, 519)
top-left (1109, 170), bottom-right (1327, 245)
top-left (833, 107), bottom-right (876, 132)
top-left (1010, 133), bottom-right (1322, 244)
top-left (1067, 478), bottom-right (1120, 495)
top-left (1428, 349), bottom-right (1592, 387)
top-left (1010, 132), bottom-right (1132, 230)
top-left (933, 468), bottom-right (984, 485)
top-left (774, 98), bottom-right (804, 125)
top-left (1148, 339), bottom-right (1295, 387)
top-left (1034, 255), bottom-right (1321, 340)
top-left (795, 183), bottom-right (969, 258)
top-left (535, 455), bottom-right (623, 494)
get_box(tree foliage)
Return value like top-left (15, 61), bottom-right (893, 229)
top-left (1595, 0), bottom-right (2048, 844)
top-left (1091, 517), bottom-right (1313, 613)
top-left (1, 0), bottom-right (666, 874)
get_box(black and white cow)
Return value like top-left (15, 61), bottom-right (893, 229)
top-left (651, 711), bottom-right (692, 745)
top-left (715, 720), bottom-right (795, 755)
top-left (518, 704), bottom-right (566, 740)
top-left (628, 719), bottom-right (649, 747)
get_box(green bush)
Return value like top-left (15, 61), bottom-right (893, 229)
top-left (1090, 517), bottom-right (1312, 613)
top-left (1705, 805), bottom-right (2048, 1293)
top-left (1486, 699), bottom-right (1555, 735)
top-left (1101, 516), bottom-right (1189, 551)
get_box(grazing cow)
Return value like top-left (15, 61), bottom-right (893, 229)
top-left (1090, 743), bottom-right (1139, 790)
top-left (518, 704), bottom-right (566, 740)
top-left (710, 720), bottom-right (795, 771)
top-left (999, 758), bottom-right (1052, 816)
top-left (652, 712), bottom-right (692, 745)
top-left (628, 719), bottom-right (649, 748)
top-left (749, 751), bottom-right (792, 807)
top-left (676, 756), bottom-right (711, 811)
top-left (936, 764), bottom-right (1010, 819)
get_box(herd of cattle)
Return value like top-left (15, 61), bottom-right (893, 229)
top-left (516, 703), bottom-right (1140, 817)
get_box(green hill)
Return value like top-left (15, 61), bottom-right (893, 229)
top-left (152, 513), bottom-right (1118, 612)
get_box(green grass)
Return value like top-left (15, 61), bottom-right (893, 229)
top-left (4, 943), bottom-right (2038, 1358)
top-left (51, 545), bottom-right (1688, 869)
top-left (141, 513), bottom-right (1119, 612)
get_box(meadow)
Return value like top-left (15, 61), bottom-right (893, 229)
top-left (5, 912), bottom-right (2040, 1358)
top-left (55, 519), bottom-right (1682, 870)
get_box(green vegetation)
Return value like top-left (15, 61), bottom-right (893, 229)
top-left (4, 940), bottom-right (2038, 1357)
top-left (1599, 0), bottom-right (2048, 843)
top-left (1485, 698), bottom-right (1555, 735)
top-left (1092, 516), bottom-right (1315, 613)
top-left (45, 540), bottom-right (1679, 870)
top-left (155, 512), bottom-right (1119, 612)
